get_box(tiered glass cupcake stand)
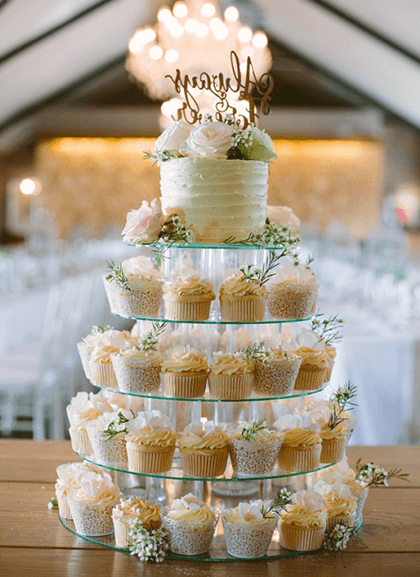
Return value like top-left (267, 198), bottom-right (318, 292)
top-left (61, 245), bottom-right (339, 561)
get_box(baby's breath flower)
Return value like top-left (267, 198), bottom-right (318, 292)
top-left (128, 519), bottom-right (167, 563)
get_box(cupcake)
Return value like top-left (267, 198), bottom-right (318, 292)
top-left (324, 345), bottom-right (337, 382)
top-left (89, 330), bottom-right (133, 389)
top-left (126, 411), bottom-right (176, 474)
top-left (55, 462), bottom-right (100, 520)
top-left (307, 402), bottom-right (348, 463)
top-left (222, 500), bottom-right (277, 558)
top-left (253, 346), bottom-right (302, 396)
top-left (315, 482), bottom-right (357, 530)
top-left (112, 347), bottom-right (162, 394)
top-left (279, 490), bottom-right (327, 551)
top-left (219, 270), bottom-right (268, 322)
top-left (162, 275), bottom-right (215, 321)
top-left (208, 352), bottom-right (254, 400)
top-left (87, 409), bottom-right (142, 465)
top-left (267, 263), bottom-right (318, 320)
top-left (160, 345), bottom-right (208, 398)
top-left (103, 263), bottom-right (163, 318)
top-left (77, 325), bottom-right (111, 379)
top-left (274, 413), bottom-right (322, 473)
top-left (284, 329), bottom-right (328, 391)
top-left (229, 420), bottom-right (284, 477)
top-left (67, 470), bottom-right (120, 536)
top-left (67, 392), bottom-right (112, 455)
top-left (113, 496), bottom-right (161, 549)
top-left (178, 419), bottom-right (229, 478)
top-left (161, 493), bottom-right (218, 555)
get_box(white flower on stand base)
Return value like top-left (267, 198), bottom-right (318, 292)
top-left (154, 120), bottom-right (192, 156)
top-left (180, 121), bottom-right (234, 159)
top-left (122, 199), bottom-right (163, 244)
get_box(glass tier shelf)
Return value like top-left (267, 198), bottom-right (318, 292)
top-left (90, 381), bottom-right (325, 403)
top-left (114, 312), bottom-right (311, 325)
top-left (59, 516), bottom-right (363, 561)
top-left (76, 453), bottom-right (334, 482)
top-left (128, 242), bottom-right (287, 251)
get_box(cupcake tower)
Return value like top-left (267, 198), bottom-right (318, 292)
top-left (60, 236), bottom-right (360, 561)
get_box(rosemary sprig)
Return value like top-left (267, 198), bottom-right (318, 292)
top-left (105, 260), bottom-right (132, 292)
top-left (103, 410), bottom-right (134, 441)
top-left (323, 523), bottom-right (367, 551)
top-left (304, 254), bottom-right (315, 269)
top-left (355, 459), bottom-right (411, 488)
top-left (144, 148), bottom-right (177, 165)
top-left (328, 381), bottom-right (357, 430)
top-left (95, 324), bottom-right (113, 333)
top-left (240, 419), bottom-right (267, 442)
top-left (260, 488), bottom-right (293, 518)
top-left (224, 219), bottom-right (300, 249)
top-left (311, 310), bottom-right (345, 345)
top-left (239, 250), bottom-right (284, 287)
top-left (136, 322), bottom-right (167, 352)
top-left (244, 341), bottom-right (272, 365)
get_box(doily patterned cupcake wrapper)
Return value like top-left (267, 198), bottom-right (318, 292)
top-left (161, 511), bottom-right (219, 555)
top-left (219, 297), bottom-right (266, 322)
top-left (126, 445), bottom-right (175, 474)
top-left (253, 358), bottom-right (302, 396)
top-left (67, 498), bottom-right (117, 537)
top-left (279, 522), bottom-right (325, 551)
top-left (267, 283), bottom-right (318, 320)
top-left (229, 438), bottom-right (283, 477)
top-left (208, 373), bottom-right (253, 400)
top-left (111, 355), bottom-right (161, 393)
top-left (103, 277), bottom-right (162, 318)
top-left (277, 444), bottom-right (322, 473)
top-left (222, 513), bottom-right (277, 558)
top-left (87, 428), bottom-right (128, 465)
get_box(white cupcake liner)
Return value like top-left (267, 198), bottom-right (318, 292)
top-left (294, 365), bottom-right (327, 391)
top-left (229, 437), bottom-right (283, 477)
top-left (161, 508), bottom-right (219, 555)
top-left (113, 518), bottom-right (130, 549)
top-left (267, 283), bottom-right (318, 320)
top-left (161, 371), bottom-right (207, 399)
top-left (87, 428), bottom-right (128, 465)
top-left (111, 355), bottom-right (161, 393)
top-left (126, 444), bottom-right (175, 474)
top-left (326, 511), bottom-right (356, 531)
top-left (163, 298), bottom-right (212, 321)
top-left (222, 512), bottom-right (277, 558)
top-left (277, 444), bottom-right (322, 473)
top-left (220, 296), bottom-right (266, 322)
top-left (320, 437), bottom-right (347, 464)
top-left (253, 357), bottom-right (302, 396)
top-left (103, 277), bottom-right (162, 318)
top-left (67, 497), bottom-right (118, 536)
top-left (56, 489), bottom-right (73, 520)
top-left (180, 448), bottom-right (229, 478)
top-left (279, 522), bottom-right (325, 551)
top-left (208, 373), bottom-right (253, 400)
top-left (354, 488), bottom-right (369, 526)
top-left (325, 360), bottom-right (335, 383)
top-left (77, 341), bottom-right (91, 379)
top-left (69, 426), bottom-right (93, 456)
top-left (89, 360), bottom-right (118, 389)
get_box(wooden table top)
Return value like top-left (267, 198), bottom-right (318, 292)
top-left (1, 440), bottom-right (419, 577)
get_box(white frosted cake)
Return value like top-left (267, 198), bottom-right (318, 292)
top-left (160, 157), bottom-right (268, 243)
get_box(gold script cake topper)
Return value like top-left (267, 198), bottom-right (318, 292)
top-left (165, 51), bottom-right (274, 128)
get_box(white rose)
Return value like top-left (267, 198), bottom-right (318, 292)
top-left (180, 121), bottom-right (234, 159)
top-left (121, 198), bottom-right (163, 244)
top-left (247, 126), bottom-right (278, 163)
top-left (154, 120), bottom-right (192, 156)
top-left (267, 205), bottom-right (300, 236)
top-left (293, 490), bottom-right (326, 514)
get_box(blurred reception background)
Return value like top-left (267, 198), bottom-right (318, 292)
top-left (1, 0), bottom-right (420, 446)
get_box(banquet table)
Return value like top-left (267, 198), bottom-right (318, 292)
top-left (1, 441), bottom-right (419, 576)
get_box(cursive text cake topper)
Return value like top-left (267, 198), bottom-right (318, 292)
top-left (165, 51), bottom-right (274, 128)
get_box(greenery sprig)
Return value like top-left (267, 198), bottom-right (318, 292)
top-left (137, 322), bottom-right (167, 352)
top-left (144, 149), bottom-right (178, 165)
top-left (127, 519), bottom-right (167, 563)
top-left (240, 419), bottom-right (267, 442)
top-left (106, 260), bottom-right (132, 292)
top-left (355, 460), bottom-right (410, 488)
top-left (94, 324), bottom-right (113, 334)
top-left (260, 489), bottom-right (293, 518)
top-left (328, 381), bottom-right (357, 430)
top-left (103, 410), bottom-right (134, 441)
top-left (239, 249), bottom-right (284, 287)
top-left (224, 219), bottom-right (300, 249)
top-left (244, 341), bottom-right (272, 365)
top-left (323, 523), bottom-right (367, 551)
top-left (151, 215), bottom-right (194, 266)
top-left (311, 310), bottom-right (345, 345)
top-left (47, 498), bottom-right (58, 509)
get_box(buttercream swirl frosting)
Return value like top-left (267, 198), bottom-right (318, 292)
top-left (270, 263), bottom-right (318, 286)
top-left (160, 345), bottom-right (208, 373)
top-left (164, 493), bottom-right (215, 523)
top-left (163, 275), bottom-right (215, 299)
top-left (274, 413), bottom-right (321, 447)
top-left (283, 329), bottom-right (328, 368)
top-left (178, 419), bottom-right (229, 450)
top-left (224, 500), bottom-right (273, 525)
top-left (115, 347), bottom-right (162, 364)
top-left (124, 274), bottom-right (162, 292)
top-left (219, 271), bottom-right (268, 299)
top-left (320, 484), bottom-right (357, 517)
top-left (126, 410), bottom-right (176, 448)
top-left (113, 496), bottom-right (161, 530)
top-left (280, 490), bottom-right (327, 528)
top-left (209, 352), bottom-right (254, 375)
top-left (232, 421), bottom-right (280, 443)
top-left (71, 471), bottom-right (120, 504)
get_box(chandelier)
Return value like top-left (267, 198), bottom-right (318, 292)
top-left (126, 0), bottom-right (272, 126)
